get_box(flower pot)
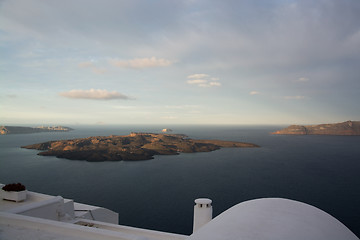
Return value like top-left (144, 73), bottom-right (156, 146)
top-left (1, 189), bottom-right (27, 202)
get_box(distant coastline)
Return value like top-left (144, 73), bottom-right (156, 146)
top-left (271, 121), bottom-right (360, 135)
top-left (0, 126), bottom-right (73, 135)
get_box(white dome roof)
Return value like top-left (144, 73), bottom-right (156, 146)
top-left (189, 198), bottom-right (358, 240)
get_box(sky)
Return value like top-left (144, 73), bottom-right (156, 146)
top-left (0, 0), bottom-right (359, 126)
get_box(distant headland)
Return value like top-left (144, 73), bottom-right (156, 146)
top-left (22, 132), bottom-right (259, 162)
top-left (271, 121), bottom-right (360, 135)
top-left (0, 126), bottom-right (73, 135)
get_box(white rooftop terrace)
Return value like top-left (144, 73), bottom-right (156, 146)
top-left (0, 184), bottom-right (186, 240)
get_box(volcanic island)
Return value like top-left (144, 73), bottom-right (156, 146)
top-left (22, 132), bottom-right (260, 162)
top-left (271, 121), bottom-right (360, 135)
top-left (1, 125), bottom-right (73, 135)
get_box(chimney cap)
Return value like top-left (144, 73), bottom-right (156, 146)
top-left (195, 198), bottom-right (212, 205)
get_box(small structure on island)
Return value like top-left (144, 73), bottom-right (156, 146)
top-left (162, 128), bottom-right (173, 132)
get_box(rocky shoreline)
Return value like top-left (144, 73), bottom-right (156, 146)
top-left (22, 132), bottom-right (259, 162)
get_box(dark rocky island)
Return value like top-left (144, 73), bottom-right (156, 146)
top-left (0, 126), bottom-right (73, 135)
top-left (271, 121), bottom-right (360, 135)
top-left (22, 132), bottom-right (259, 162)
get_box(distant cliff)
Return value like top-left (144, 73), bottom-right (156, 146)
top-left (0, 126), bottom-right (73, 135)
top-left (22, 132), bottom-right (259, 162)
top-left (271, 121), bottom-right (360, 135)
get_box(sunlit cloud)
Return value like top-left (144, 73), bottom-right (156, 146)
top-left (109, 57), bottom-right (173, 69)
top-left (187, 74), bottom-right (209, 79)
top-left (186, 73), bottom-right (221, 88)
top-left (296, 77), bottom-right (310, 82)
top-left (187, 79), bottom-right (207, 84)
top-left (250, 91), bottom-right (260, 95)
top-left (59, 89), bottom-right (133, 100)
top-left (209, 82), bottom-right (221, 87)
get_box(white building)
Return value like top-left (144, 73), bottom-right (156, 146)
top-left (0, 184), bottom-right (358, 240)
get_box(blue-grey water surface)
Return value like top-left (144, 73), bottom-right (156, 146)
top-left (0, 125), bottom-right (359, 237)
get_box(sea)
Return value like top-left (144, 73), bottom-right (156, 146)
top-left (0, 125), bottom-right (359, 237)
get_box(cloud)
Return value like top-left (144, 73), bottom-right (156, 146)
top-left (250, 91), bottom-right (260, 95)
top-left (109, 57), bottom-right (173, 69)
top-left (296, 77), bottom-right (309, 82)
top-left (59, 89), bottom-right (132, 100)
top-left (209, 82), bottom-right (221, 87)
top-left (187, 74), bottom-right (209, 79)
top-left (186, 73), bottom-right (221, 88)
top-left (187, 79), bottom-right (207, 85)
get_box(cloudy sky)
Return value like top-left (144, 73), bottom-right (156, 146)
top-left (1, 0), bottom-right (359, 125)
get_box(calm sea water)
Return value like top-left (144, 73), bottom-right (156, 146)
top-left (0, 125), bottom-right (359, 236)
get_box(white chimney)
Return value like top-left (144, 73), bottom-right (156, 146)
top-left (193, 198), bottom-right (213, 232)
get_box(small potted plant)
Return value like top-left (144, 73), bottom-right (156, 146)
top-left (1, 183), bottom-right (27, 202)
